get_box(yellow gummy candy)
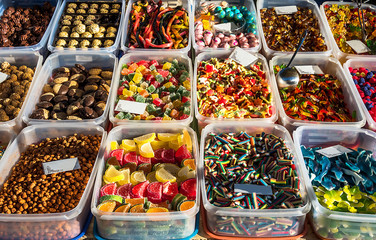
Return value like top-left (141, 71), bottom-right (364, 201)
top-left (164, 82), bottom-right (173, 89)
top-left (163, 62), bottom-right (171, 70)
top-left (122, 89), bottom-right (133, 97)
top-left (183, 80), bottom-right (191, 90)
top-left (130, 85), bottom-right (137, 93)
top-left (151, 93), bottom-right (159, 100)
top-left (133, 72), bottom-right (143, 83)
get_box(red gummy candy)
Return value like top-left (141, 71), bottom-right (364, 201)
top-left (130, 181), bottom-right (149, 198)
top-left (123, 152), bottom-right (138, 167)
top-left (175, 145), bottom-right (192, 164)
top-left (146, 182), bottom-right (163, 203)
top-left (118, 86), bottom-right (125, 95)
top-left (180, 178), bottom-right (196, 200)
top-left (116, 183), bottom-right (132, 199)
top-left (162, 149), bottom-right (175, 163)
top-left (100, 183), bottom-right (117, 198)
top-left (110, 149), bottom-right (124, 162)
top-left (150, 60), bottom-right (159, 66)
top-left (138, 156), bottom-right (151, 165)
top-left (158, 70), bottom-right (169, 78)
top-left (162, 181), bottom-right (178, 201)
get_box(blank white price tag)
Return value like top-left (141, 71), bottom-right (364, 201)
top-left (346, 40), bottom-right (370, 54)
top-left (295, 65), bottom-right (324, 75)
top-left (234, 184), bottom-right (273, 195)
top-left (316, 145), bottom-right (353, 158)
top-left (213, 22), bottom-right (238, 33)
top-left (229, 47), bottom-right (259, 67)
top-left (0, 72), bottom-right (9, 83)
top-left (115, 100), bottom-right (147, 114)
top-left (275, 6), bottom-right (298, 15)
top-left (42, 158), bottom-right (81, 175)
top-left (76, 55), bottom-right (93, 62)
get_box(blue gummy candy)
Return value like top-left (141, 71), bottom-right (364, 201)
top-left (354, 79), bottom-right (358, 85)
top-left (366, 72), bottom-right (374, 79)
top-left (314, 156), bottom-right (331, 183)
top-left (321, 176), bottom-right (336, 191)
top-left (360, 78), bottom-right (366, 83)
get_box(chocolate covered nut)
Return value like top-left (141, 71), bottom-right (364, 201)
top-left (36, 101), bottom-right (53, 110)
top-left (80, 106), bottom-right (98, 119)
top-left (89, 67), bottom-right (102, 76)
top-left (43, 84), bottom-right (54, 93)
top-left (94, 90), bottom-right (108, 101)
top-left (70, 74), bottom-right (86, 83)
top-left (51, 111), bottom-right (67, 120)
top-left (84, 83), bottom-right (98, 92)
top-left (53, 77), bottom-right (69, 84)
top-left (53, 102), bottom-right (67, 112)
top-left (67, 88), bottom-right (84, 98)
top-left (53, 84), bottom-right (69, 95)
top-left (40, 92), bottom-right (55, 102)
top-left (67, 102), bottom-right (81, 115)
top-left (100, 70), bottom-right (113, 79)
top-left (99, 83), bottom-right (110, 93)
top-left (53, 94), bottom-right (68, 103)
top-left (67, 115), bottom-right (82, 120)
top-left (82, 95), bottom-right (95, 107)
top-left (65, 80), bottom-right (79, 89)
top-left (30, 109), bottom-right (49, 119)
top-left (87, 75), bottom-right (102, 83)
top-left (94, 101), bottom-right (106, 116)
top-left (75, 64), bottom-right (86, 72)
top-left (57, 67), bottom-right (70, 74)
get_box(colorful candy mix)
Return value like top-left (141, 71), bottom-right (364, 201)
top-left (197, 58), bottom-right (272, 119)
top-left (126, 0), bottom-right (189, 49)
top-left (274, 65), bottom-right (355, 122)
top-left (324, 4), bottom-right (376, 55)
top-left (260, 7), bottom-right (327, 52)
top-left (115, 59), bottom-right (190, 121)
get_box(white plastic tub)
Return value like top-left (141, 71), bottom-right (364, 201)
top-left (257, 0), bottom-right (332, 59)
top-left (269, 54), bottom-right (366, 131)
top-left (0, 124), bottom-right (106, 240)
top-left (109, 52), bottom-right (194, 126)
top-left (294, 126), bottom-right (376, 240)
top-left (22, 52), bottom-right (118, 128)
top-left (200, 122), bottom-right (310, 238)
top-left (0, 52), bottom-right (43, 133)
top-left (194, 50), bottom-right (278, 131)
top-left (91, 124), bottom-right (200, 240)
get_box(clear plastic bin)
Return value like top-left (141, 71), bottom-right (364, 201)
top-left (256, 0), bottom-right (333, 59)
top-left (269, 54), bottom-right (366, 131)
top-left (0, 51), bottom-right (43, 133)
top-left (47, 0), bottom-right (126, 53)
top-left (121, 0), bottom-right (193, 54)
top-left (0, 0), bottom-right (61, 56)
top-left (199, 122), bottom-right (310, 238)
top-left (293, 126), bottom-right (376, 240)
top-left (0, 124), bottom-right (106, 240)
top-left (343, 58), bottom-right (376, 131)
top-left (194, 50), bottom-right (278, 131)
top-left (320, 1), bottom-right (376, 63)
top-left (109, 52), bottom-right (193, 126)
top-left (22, 52), bottom-right (118, 128)
top-left (0, 126), bottom-right (16, 161)
top-left (91, 124), bottom-right (200, 240)
top-left (192, 0), bottom-right (261, 54)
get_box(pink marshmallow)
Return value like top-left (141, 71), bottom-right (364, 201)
top-left (229, 39), bottom-right (238, 47)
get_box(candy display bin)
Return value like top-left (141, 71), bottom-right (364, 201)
top-left (269, 54), bottom-right (366, 132)
top-left (256, 0), bottom-right (332, 59)
top-left (320, 1), bottom-right (376, 63)
top-left (293, 126), bottom-right (376, 240)
top-left (343, 58), bottom-right (376, 131)
top-left (0, 124), bottom-right (106, 240)
top-left (0, 51), bottom-right (43, 133)
top-left (109, 52), bottom-right (194, 126)
top-left (199, 122), bottom-right (310, 238)
top-left (22, 52), bottom-right (118, 128)
top-left (91, 124), bottom-right (200, 240)
top-left (194, 50), bottom-right (278, 132)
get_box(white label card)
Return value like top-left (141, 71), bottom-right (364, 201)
top-left (316, 145), bottom-right (353, 158)
top-left (275, 6), bottom-right (298, 15)
top-left (0, 72), bottom-right (9, 83)
top-left (295, 65), bottom-right (324, 75)
top-left (213, 22), bottom-right (238, 33)
top-left (115, 100), bottom-right (147, 115)
top-left (3, 57), bottom-right (15, 63)
top-left (229, 47), bottom-right (259, 67)
top-left (346, 40), bottom-right (370, 54)
top-left (42, 158), bottom-right (81, 175)
top-left (234, 184), bottom-right (273, 195)
top-left (76, 55), bottom-right (93, 62)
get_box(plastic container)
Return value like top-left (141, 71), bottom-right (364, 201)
top-left (0, 126), bottom-right (16, 161)
top-left (0, 51), bottom-right (43, 133)
top-left (199, 122), bottom-right (310, 238)
top-left (0, 124), bottom-right (106, 240)
top-left (293, 126), bottom-right (376, 240)
top-left (47, 0), bottom-right (126, 53)
top-left (22, 52), bottom-right (118, 128)
top-left (269, 54), bottom-right (366, 132)
top-left (256, 0), bottom-right (332, 59)
top-left (71, 214), bottom-right (92, 240)
top-left (0, 0), bottom-right (61, 56)
top-left (320, 1), bottom-right (376, 63)
top-left (192, 0), bottom-right (261, 55)
top-left (121, 0), bottom-right (193, 54)
top-left (109, 52), bottom-right (194, 126)
top-left (194, 50), bottom-right (278, 131)
top-left (91, 124), bottom-right (200, 240)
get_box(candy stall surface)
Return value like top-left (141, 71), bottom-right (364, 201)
top-left (294, 126), bottom-right (376, 240)
top-left (199, 123), bottom-right (310, 238)
top-left (257, 0), bottom-right (332, 59)
top-left (91, 125), bottom-right (199, 240)
top-left (0, 126), bottom-right (15, 162)
top-left (0, 52), bottom-right (43, 133)
top-left (320, 1), bottom-right (376, 62)
top-left (193, 0), bottom-right (261, 53)
top-left (122, 0), bottom-right (193, 53)
top-left (194, 50), bottom-right (278, 131)
top-left (269, 54), bottom-right (365, 131)
top-left (0, 124), bottom-right (106, 240)
top-left (22, 52), bottom-right (117, 128)
top-left (109, 52), bottom-right (193, 126)
top-left (343, 58), bottom-right (376, 132)
top-left (48, 0), bottom-right (125, 53)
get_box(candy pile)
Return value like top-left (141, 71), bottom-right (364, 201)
top-left (197, 58), bottom-right (272, 119)
top-left (97, 131), bottom-right (197, 213)
top-left (324, 4), bottom-right (376, 55)
top-left (274, 65), bottom-right (354, 122)
top-left (195, 2), bottom-right (258, 49)
top-left (204, 131), bottom-right (304, 237)
top-left (127, 0), bottom-right (189, 49)
top-left (301, 146), bottom-right (376, 214)
top-left (115, 59), bottom-right (190, 121)
top-left (349, 67), bottom-right (376, 121)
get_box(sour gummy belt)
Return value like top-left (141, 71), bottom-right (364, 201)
top-left (197, 58), bottom-right (272, 119)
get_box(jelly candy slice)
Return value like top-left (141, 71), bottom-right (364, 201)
top-left (162, 181), bottom-right (178, 201)
top-left (138, 156), bottom-right (151, 164)
top-left (130, 181), bottom-right (149, 198)
top-left (99, 195), bottom-right (123, 205)
top-left (177, 200), bottom-right (195, 211)
top-left (139, 142), bottom-right (155, 158)
top-left (120, 139), bottom-right (137, 152)
top-left (154, 148), bottom-right (164, 162)
top-left (162, 149), bottom-right (175, 163)
top-left (146, 182), bottom-right (163, 203)
top-left (129, 203), bottom-right (145, 213)
top-left (131, 170), bottom-right (146, 186)
top-left (100, 183), bottom-right (117, 198)
top-left (175, 145), bottom-right (192, 164)
top-left (146, 207), bottom-right (169, 213)
top-left (134, 133), bottom-right (156, 145)
top-left (122, 151), bottom-right (138, 167)
top-left (181, 159), bottom-right (195, 170)
top-left (171, 193), bottom-right (187, 210)
top-left (106, 156), bottom-right (121, 170)
top-left (116, 183), bottom-right (132, 199)
top-left (151, 140), bottom-right (169, 150)
top-left (110, 149), bottom-right (124, 162)
top-left (157, 163), bottom-right (180, 176)
top-left (146, 171), bottom-right (158, 183)
top-left (97, 200), bottom-right (117, 212)
top-left (117, 168), bottom-right (131, 185)
top-left (124, 198), bottom-right (145, 206)
top-left (138, 163), bottom-right (152, 175)
top-left (182, 129), bottom-right (192, 152)
top-left (157, 133), bottom-right (179, 141)
top-left (177, 166), bottom-right (190, 183)
top-left (149, 200), bottom-right (169, 209)
top-left (104, 165), bottom-right (125, 183)
top-left (156, 167), bottom-right (176, 183)
top-left (110, 141), bottom-right (119, 151)
top-left (114, 203), bottom-right (131, 213)
top-left (180, 178), bottom-right (196, 200)
top-left (169, 139), bottom-right (181, 151)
